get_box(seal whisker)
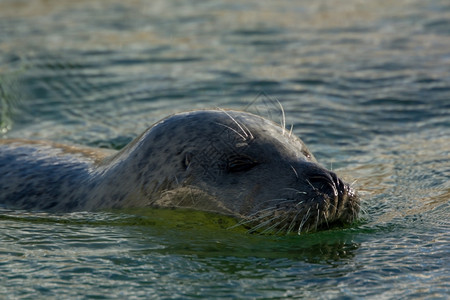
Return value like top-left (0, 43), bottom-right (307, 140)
top-left (315, 208), bottom-right (320, 231)
top-left (295, 200), bottom-right (304, 208)
top-left (287, 209), bottom-right (303, 235)
top-left (275, 221), bottom-right (290, 236)
top-left (247, 205), bottom-right (280, 217)
top-left (217, 108), bottom-right (250, 140)
top-left (322, 210), bottom-right (330, 228)
top-left (257, 198), bottom-right (296, 206)
top-left (289, 165), bottom-right (299, 180)
top-left (258, 197), bottom-right (288, 203)
top-left (236, 119), bottom-right (254, 140)
top-left (306, 179), bottom-right (316, 191)
top-left (247, 214), bottom-right (281, 234)
top-left (249, 205), bottom-right (290, 218)
top-left (246, 218), bottom-right (274, 233)
top-left (275, 199), bottom-right (298, 207)
top-left (350, 200), bottom-right (363, 219)
top-left (273, 97), bottom-right (286, 136)
top-left (350, 180), bottom-right (358, 188)
top-left (215, 122), bottom-right (247, 141)
top-left (281, 187), bottom-right (307, 195)
top-left (228, 209), bottom-right (277, 229)
top-left (288, 124), bottom-right (294, 137)
top-left (260, 216), bottom-right (289, 235)
top-left (328, 202), bottom-right (338, 216)
top-left (228, 213), bottom-right (271, 228)
top-left (298, 207), bottom-right (311, 235)
top-left (244, 206), bottom-right (289, 232)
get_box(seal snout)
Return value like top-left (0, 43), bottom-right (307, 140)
top-left (302, 167), bottom-right (358, 222)
top-left (305, 168), bottom-right (345, 200)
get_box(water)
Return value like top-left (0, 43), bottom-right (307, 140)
top-left (0, 0), bottom-right (449, 298)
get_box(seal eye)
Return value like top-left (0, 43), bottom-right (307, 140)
top-left (226, 155), bottom-right (258, 173)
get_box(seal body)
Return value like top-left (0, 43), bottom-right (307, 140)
top-left (0, 110), bottom-right (359, 233)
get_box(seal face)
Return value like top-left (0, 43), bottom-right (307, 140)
top-left (0, 110), bottom-right (359, 234)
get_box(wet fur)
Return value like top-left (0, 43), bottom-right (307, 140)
top-left (0, 109), bottom-right (360, 234)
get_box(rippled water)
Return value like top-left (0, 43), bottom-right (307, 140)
top-left (1, 0), bottom-right (449, 299)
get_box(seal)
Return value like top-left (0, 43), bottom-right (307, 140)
top-left (0, 109), bottom-right (359, 234)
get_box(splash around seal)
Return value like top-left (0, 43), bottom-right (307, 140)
top-left (0, 109), bottom-right (359, 234)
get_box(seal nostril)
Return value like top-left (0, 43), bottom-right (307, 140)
top-left (330, 171), bottom-right (346, 196)
top-left (308, 173), bottom-right (338, 198)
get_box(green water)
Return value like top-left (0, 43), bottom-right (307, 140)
top-left (1, 0), bottom-right (449, 299)
top-left (0, 209), bottom-right (365, 298)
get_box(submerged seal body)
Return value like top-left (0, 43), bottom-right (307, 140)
top-left (0, 110), bottom-right (359, 234)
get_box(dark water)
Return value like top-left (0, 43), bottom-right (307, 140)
top-left (1, 0), bottom-right (449, 298)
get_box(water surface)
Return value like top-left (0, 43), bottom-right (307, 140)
top-left (0, 0), bottom-right (449, 298)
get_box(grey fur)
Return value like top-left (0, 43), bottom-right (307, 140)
top-left (0, 110), bottom-right (359, 233)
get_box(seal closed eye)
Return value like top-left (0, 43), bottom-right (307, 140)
top-left (225, 154), bottom-right (259, 173)
top-left (0, 109), bottom-right (359, 234)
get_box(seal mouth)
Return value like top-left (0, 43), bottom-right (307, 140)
top-left (240, 172), bottom-right (359, 235)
